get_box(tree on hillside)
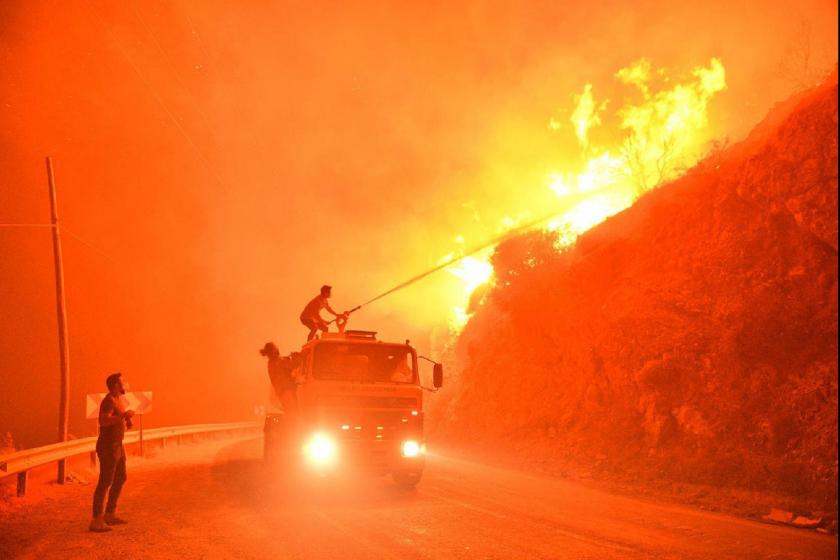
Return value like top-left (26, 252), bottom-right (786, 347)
top-left (622, 134), bottom-right (678, 196)
top-left (491, 229), bottom-right (561, 292)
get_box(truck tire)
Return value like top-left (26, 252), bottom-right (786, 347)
top-left (392, 470), bottom-right (423, 489)
top-left (263, 414), bottom-right (286, 465)
top-left (263, 437), bottom-right (276, 463)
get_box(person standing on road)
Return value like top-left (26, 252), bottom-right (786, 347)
top-left (299, 285), bottom-right (344, 341)
top-left (90, 372), bottom-right (134, 533)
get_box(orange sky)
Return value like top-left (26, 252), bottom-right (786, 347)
top-left (1, 0), bottom-right (837, 447)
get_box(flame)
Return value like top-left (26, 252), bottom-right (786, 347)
top-left (443, 58), bottom-right (727, 330)
top-left (448, 254), bottom-right (494, 295)
top-left (615, 58), bottom-right (652, 99)
top-left (444, 249), bottom-right (495, 329)
top-left (570, 84), bottom-right (604, 148)
top-left (555, 195), bottom-right (632, 233)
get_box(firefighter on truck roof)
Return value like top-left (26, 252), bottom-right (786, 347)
top-left (299, 285), bottom-right (346, 341)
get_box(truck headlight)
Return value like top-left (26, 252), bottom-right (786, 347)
top-left (303, 432), bottom-right (337, 465)
top-left (401, 440), bottom-right (424, 458)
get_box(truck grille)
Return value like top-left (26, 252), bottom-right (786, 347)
top-left (317, 395), bottom-right (418, 409)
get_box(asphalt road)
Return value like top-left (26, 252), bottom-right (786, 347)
top-left (0, 436), bottom-right (836, 559)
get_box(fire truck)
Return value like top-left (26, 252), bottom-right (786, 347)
top-left (263, 326), bottom-right (443, 488)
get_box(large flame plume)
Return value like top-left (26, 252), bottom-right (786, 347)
top-left (445, 58), bottom-right (727, 330)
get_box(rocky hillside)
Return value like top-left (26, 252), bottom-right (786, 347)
top-left (430, 71), bottom-right (838, 525)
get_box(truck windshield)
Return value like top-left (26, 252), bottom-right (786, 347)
top-left (312, 343), bottom-right (416, 384)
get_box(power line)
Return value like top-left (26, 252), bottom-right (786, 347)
top-left (61, 227), bottom-right (123, 268)
top-left (83, 0), bottom-right (232, 196)
top-left (1, 222), bottom-right (123, 268)
top-left (129, 1), bottom-right (224, 148)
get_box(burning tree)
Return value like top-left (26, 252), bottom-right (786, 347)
top-left (615, 58), bottom-right (728, 196)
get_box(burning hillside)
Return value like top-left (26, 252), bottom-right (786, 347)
top-left (440, 58), bottom-right (728, 330)
top-left (429, 70), bottom-right (838, 525)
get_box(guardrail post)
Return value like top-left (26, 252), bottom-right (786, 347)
top-left (90, 451), bottom-right (96, 468)
top-left (17, 471), bottom-right (27, 497)
top-left (139, 415), bottom-right (144, 457)
top-left (57, 459), bottom-right (66, 485)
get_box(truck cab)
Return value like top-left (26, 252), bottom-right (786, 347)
top-left (264, 329), bottom-right (442, 488)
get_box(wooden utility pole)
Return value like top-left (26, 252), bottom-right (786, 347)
top-left (46, 157), bottom-right (70, 484)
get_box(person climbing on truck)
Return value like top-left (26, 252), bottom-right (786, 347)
top-left (260, 342), bottom-right (299, 421)
top-left (299, 285), bottom-right (345, 341)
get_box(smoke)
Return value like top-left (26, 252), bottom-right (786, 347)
top-left (0, 0), bottom-right (837, 447)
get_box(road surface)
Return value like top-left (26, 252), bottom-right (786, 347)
top-left (1, 436), bottom-right (836, 559)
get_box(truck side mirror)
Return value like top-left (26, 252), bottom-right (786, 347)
top-left (433, 363), bottom-right (443, 389)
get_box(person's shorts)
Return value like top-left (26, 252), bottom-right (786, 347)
top-left (300, 316), bottom-right (326, 330)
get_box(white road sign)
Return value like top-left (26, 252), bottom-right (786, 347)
top-left (86, 391), bottom-right (153, 419)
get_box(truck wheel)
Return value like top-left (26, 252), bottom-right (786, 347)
top-left (263, 438), bottom-right (278, 465)
top-left (392, 470), bottom-right (422, 489)
top-left (263, 414), bottom-right (288, 465)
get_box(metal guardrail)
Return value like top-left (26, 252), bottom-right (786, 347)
top-left (0, 421), bottom-right (260, 496)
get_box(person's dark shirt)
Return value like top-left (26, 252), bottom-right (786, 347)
top-left (267, 356), bottom-right (296, 394)
top-left (97, 394), bottom-right (127, 446)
